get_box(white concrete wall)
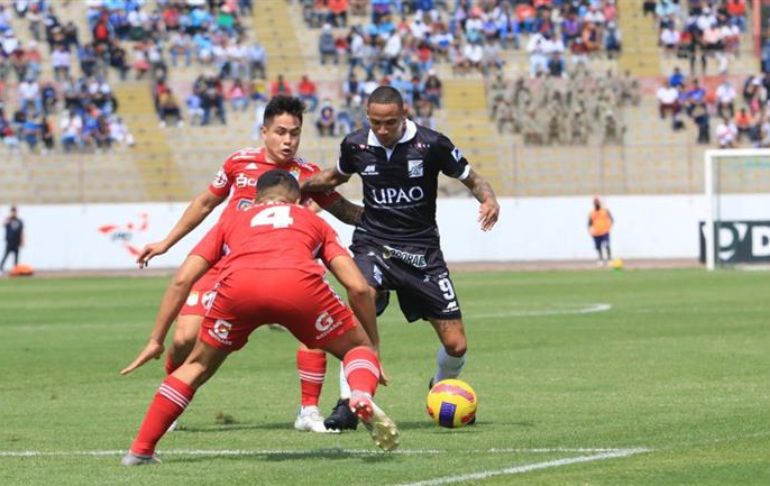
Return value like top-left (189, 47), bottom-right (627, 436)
top-left (9, 194), bottom-right (770, 270)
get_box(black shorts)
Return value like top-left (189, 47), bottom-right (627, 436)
top-left (350, 240), bottom-right (462, 323)
top-left (593, 233), bottom-right (610, 250)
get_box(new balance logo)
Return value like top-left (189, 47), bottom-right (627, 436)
top-left (362, 165), bottom-right (379, 175)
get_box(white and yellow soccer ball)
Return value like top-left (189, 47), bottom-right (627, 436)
top-left (426, 379), bottom-right (477, 428)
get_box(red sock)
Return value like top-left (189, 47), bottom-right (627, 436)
top-left (165, 354), bottom-right (180, 376)
top-left (343, 346), bottom-right (380, 397)
top-left (297, 348), bottom-right (326, 407)
top-left (130, 375), bottom-right (195, 456)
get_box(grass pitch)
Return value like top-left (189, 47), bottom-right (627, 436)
top-left (1, 269), bottom-right (769, 485)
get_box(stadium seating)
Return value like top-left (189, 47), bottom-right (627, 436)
top-left (2, 1), bottom-right (769, 205)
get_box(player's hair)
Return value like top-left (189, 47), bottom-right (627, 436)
top-left (367, 86), bottom-right (404, 109)
top-left (256, 169), bottom-right (301, 201)
top-left (263, 95), bottom-right (305, 126)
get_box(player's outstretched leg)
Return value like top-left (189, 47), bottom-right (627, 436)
top-left (343, 346), bottom-right (399, 451)
top-left (122, 339), bottom-right (229, 466)
top-left (294, 346), bottom-right (335, 433)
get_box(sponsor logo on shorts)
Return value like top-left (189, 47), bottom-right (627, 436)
top-left (372, 264), bottom-right (383, 285)
top-left (314, 311), bottom-right (343, 340)
top-left (209, 319), bottom-right (233, 345)
top-left (444, 301), bottom-right (459, 312)
top-left (382, 245), bottom-right (428, 269)
top-left (186, 291), bottom-right (199, 306)
top-left (451, 147), bottom-right (463, 161)
top-left (408, 160), bottom-right (424, 178)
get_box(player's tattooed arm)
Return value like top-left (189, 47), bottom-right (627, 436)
top-left (323, 196), bottom-right (364, 226)
top-left (461, 169), bottom-right (500, 231)
top-left (301, 168), bottom-right (351, 192)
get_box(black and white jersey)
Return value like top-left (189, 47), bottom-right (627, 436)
top-left (337, 119), bottom-right (470, 247)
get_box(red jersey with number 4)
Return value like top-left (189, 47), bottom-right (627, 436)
top-left (191, 202), bottom-right (349, 281)
top-left (208, 147), bottom-right (340, 213)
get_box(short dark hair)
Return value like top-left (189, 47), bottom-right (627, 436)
top-left (256, 169), bottom-right (300, 199)
top-left (367, 86), bottom-right (404, 109)
top-left (264, 96), bottom-right (305, 126)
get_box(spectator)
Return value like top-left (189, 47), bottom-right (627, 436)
top-left (60, 110), bottom-right (82, 152)
top-left (692, 101), bottom-right (710, 144)
top-left (716, 116), bottom-right (738, 148)
top-left (734, 107), bottom-right (755, 142)
top-left (248, 41), bottom-right (266, 79)
top-left (297, 74), bottom-right (319, 112)
top-left (51, 44), bottom-right (70, 81)
top-left (158, 89), bottom-right (183, 127)
top-left (270, 74), bottom-right (292, 97)
top-left (319, 23), bottom-right (338, 65)
top-left (316, 104), bottom-right (335, 136)
top-left (669, 67), bottom-right (685, 88)
top-left (185, 93), bottom-right (204, 125)
top-left (656, 80), bottom-right (679, 118)
top-left (228, 78), bottom-right (248, 112)
top-left (715, 79), bottom-right (737, 119)
top-left (343, 72), bottom-right (364, 106)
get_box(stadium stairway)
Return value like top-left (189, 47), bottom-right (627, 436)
top-left (440, 80), bottom-right (509, 196)
top-left (112, 83), bottom-right (191, 201)
top-left (252, 0), bottom-right (307, 80)
top-left (616, 0), bottom-right (659, 77)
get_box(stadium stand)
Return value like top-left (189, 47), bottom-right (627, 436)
top-left (2, 0), bottom-right (770, 204)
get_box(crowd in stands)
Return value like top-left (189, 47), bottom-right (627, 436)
top-left (655, 68), bottom-right (770, 148)
top-left (0, 0), bottom-right (133, 153)
top-left (649, 0), bottom-right (747, 75)
top-left (489, 63), bottom-right (639, 146)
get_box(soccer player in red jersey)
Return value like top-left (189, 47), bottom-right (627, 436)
top-left (120, 170), bottom-right (398, 465)
top-left (136, 96), bottom-right (363, 432)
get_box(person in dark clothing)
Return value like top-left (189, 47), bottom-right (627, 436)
top-left (1, 206), bottom-right (24, 272)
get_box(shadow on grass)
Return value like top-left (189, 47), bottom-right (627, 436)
top-left (168, 447), bottom-right (398, 464)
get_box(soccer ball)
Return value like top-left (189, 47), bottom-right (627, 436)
top-left (426, 379), bottom-right (477, 428)
top-left (610, 258), bottom-right (624, 270)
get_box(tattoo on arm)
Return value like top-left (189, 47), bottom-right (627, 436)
top-left (302, 168), bottom-right (348, 192)
top-left (324, 197), bottom-right (364, 226)
top-left (462, 170), bottom-right (497, 204)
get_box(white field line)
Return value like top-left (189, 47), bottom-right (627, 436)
top-left (396, 448), bottom-right (650, 486)
top-left (378, 303), bottom-right (613, 323)
top-left (0, 446), bottom-right (645, 459)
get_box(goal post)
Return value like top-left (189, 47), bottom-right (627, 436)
top-left (703, 148), bottom-right (770, 271)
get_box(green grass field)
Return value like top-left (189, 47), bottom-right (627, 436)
top-left (1, 269), bottom-right (769, 485)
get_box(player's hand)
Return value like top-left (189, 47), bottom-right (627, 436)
top-left (478, 198), bottom-right (500, 232)
top-left (378, 365), bottom-right (391, 386)
top-left (136, 240), bottom-right (169, 267)
top-left (120, 339), bottom-right (165, 375)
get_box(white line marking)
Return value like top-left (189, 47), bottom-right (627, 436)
top-left (470, 303), bottom-right (612, 318)
top-left (0, 447), bottom-right (645, 459)
top-left (396, 448), bottom-right (649, 486)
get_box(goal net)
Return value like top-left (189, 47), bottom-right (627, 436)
top-left (703, 149), bottom-right (770, 270)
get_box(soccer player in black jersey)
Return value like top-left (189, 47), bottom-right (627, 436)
top-left (302, 86), bottom-right (499, 429)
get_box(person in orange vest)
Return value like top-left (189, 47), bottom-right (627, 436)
top-left (588, 197), bottom-right (613, 266)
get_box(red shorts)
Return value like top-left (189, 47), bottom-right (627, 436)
top-left (179, 269), bottom-right (219, 316)
top-left (200, 268), bottom-right (357, 351)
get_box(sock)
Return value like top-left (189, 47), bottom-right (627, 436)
top-left (433, 347), bottom-right (466, 383)
top-left (165, 353), bottom-right (181, 376)
top-left (130, 375), bottom-right (195, 456)
top-left (297, 348), bottom-right (326, 407)
top-left (338, 364), bottom-right (351, 400)
top-left (343, 346), bottom-right (380, 397)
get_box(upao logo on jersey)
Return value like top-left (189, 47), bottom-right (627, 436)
top-left (408, 160), bottom-right (424, 178)
top-left (371, 186), bottom-right (425, 205)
